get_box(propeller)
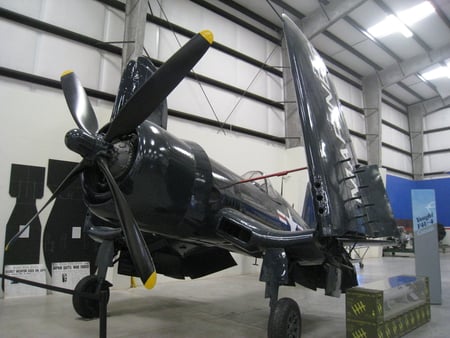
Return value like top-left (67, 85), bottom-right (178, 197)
top-left (97, 158), bottom-right (156, 288)
top-left (105, 30), bottom-right (213, 141)
top-left (5, 30), bottom-right (214, 289)
top-left (60, 71), bottom-right (98, 135)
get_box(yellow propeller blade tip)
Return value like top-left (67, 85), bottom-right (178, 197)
top-left (200, 30), bottom-right (214, 45)
top-left (4, 244), bottom-right (9, 252)
top-left (61, 70), bottom-right (73, 77)
top-left (144, 272), bottom-right (157, 289)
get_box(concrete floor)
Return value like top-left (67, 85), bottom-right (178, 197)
top-left (0, 253), bottom-right (449, 337)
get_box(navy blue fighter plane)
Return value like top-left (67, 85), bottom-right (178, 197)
top-left (6, 14), bottom-right (397, 338)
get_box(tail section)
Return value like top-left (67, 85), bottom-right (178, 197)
top-left (282, 14), bottom-right (396, 238)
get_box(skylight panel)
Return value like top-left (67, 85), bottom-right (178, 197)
top-left (368, 15), bottom-right (412, 38)
top-left (398, 1), bottom-right (435, 26)
top-left (367, 1), bottom-right (435, 39)
top-left (421, 65), bottom-right (450, 81)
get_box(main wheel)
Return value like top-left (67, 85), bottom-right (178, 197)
top-left (72, 275), bottom-right (110, 319)
top-left (268, 298), bottom-right (301, 338)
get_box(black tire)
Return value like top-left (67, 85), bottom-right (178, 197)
top-left (72, 275), bottom-right (110, 319)
top-left (268, 298), bottom-right (301, 338)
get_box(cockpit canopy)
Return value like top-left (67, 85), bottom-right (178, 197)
top-left (241, 170), bottom-right (283, 201)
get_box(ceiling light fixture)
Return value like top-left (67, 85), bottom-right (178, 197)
top-left (398, 1), bottom-right (435, 25)
top-left (421, 65), bottom-right (450, 81)
top-left (368, 15), bottom-right (412, 38)
top-left (367, 1), bottom-right (435, 39)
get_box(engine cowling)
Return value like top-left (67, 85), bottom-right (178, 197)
top-left (83, 121), bottom-right (203, 232)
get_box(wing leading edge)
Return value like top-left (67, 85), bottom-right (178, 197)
top-left (282, 14), bottom-right (396, 238)
top-left (111, 57), bottom-right (168, 129)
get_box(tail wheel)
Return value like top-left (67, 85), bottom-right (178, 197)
top-left (268, 298), bottom-right (302, 338)
top-left (72, 275), bottom-right (110, 319)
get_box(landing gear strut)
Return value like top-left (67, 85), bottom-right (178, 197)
top-left (261, 248), bottom-right (302, 338)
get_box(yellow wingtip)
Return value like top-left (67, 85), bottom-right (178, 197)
top-left (144, 272), bottom-right (157, 289)
top-left (61, 70), bottom-right (73, 77)
top-left (200, 30), bottom-right (214, 45)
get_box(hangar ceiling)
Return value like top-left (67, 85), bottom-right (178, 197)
top-left (213, 0), bottom-right (450, 111)
top-left (1, 0), bottom-right (448, 178)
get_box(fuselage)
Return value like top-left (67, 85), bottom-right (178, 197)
top-left (82, 121), bottom-right (312, 254)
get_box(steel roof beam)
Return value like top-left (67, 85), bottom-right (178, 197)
top-left (373, 43), bottom-right (450, 88)
top-left (297, 0), bottom-right (369, 39)
top-left (409, 96), bottom-right (450, 116)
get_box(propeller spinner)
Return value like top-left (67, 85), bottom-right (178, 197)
top-left (5, 30), bottom-right (214, 289)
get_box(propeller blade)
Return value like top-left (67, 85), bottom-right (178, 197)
top-left (61, 71), bottom-right (99, 135)
top-left (97, 157), bottom-right (157, 289)
top-left (5, 160), bottom-right (86, 251)
top-left (105, 30), bottom-right (214, 141)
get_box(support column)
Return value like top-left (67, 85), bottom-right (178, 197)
top-left (362, 74), bottom-right (382, 166)
top-left (122, 0), bottom-right (148, 71)
top-left (408, 104), bottom-right (425, 180)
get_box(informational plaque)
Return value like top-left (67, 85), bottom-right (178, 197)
top-left (51, 261), bottom-right (90, 290)
top-left (4, 264), bottom-right (46, 298)
top-left (412, 189), bottom-right (441, 304)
